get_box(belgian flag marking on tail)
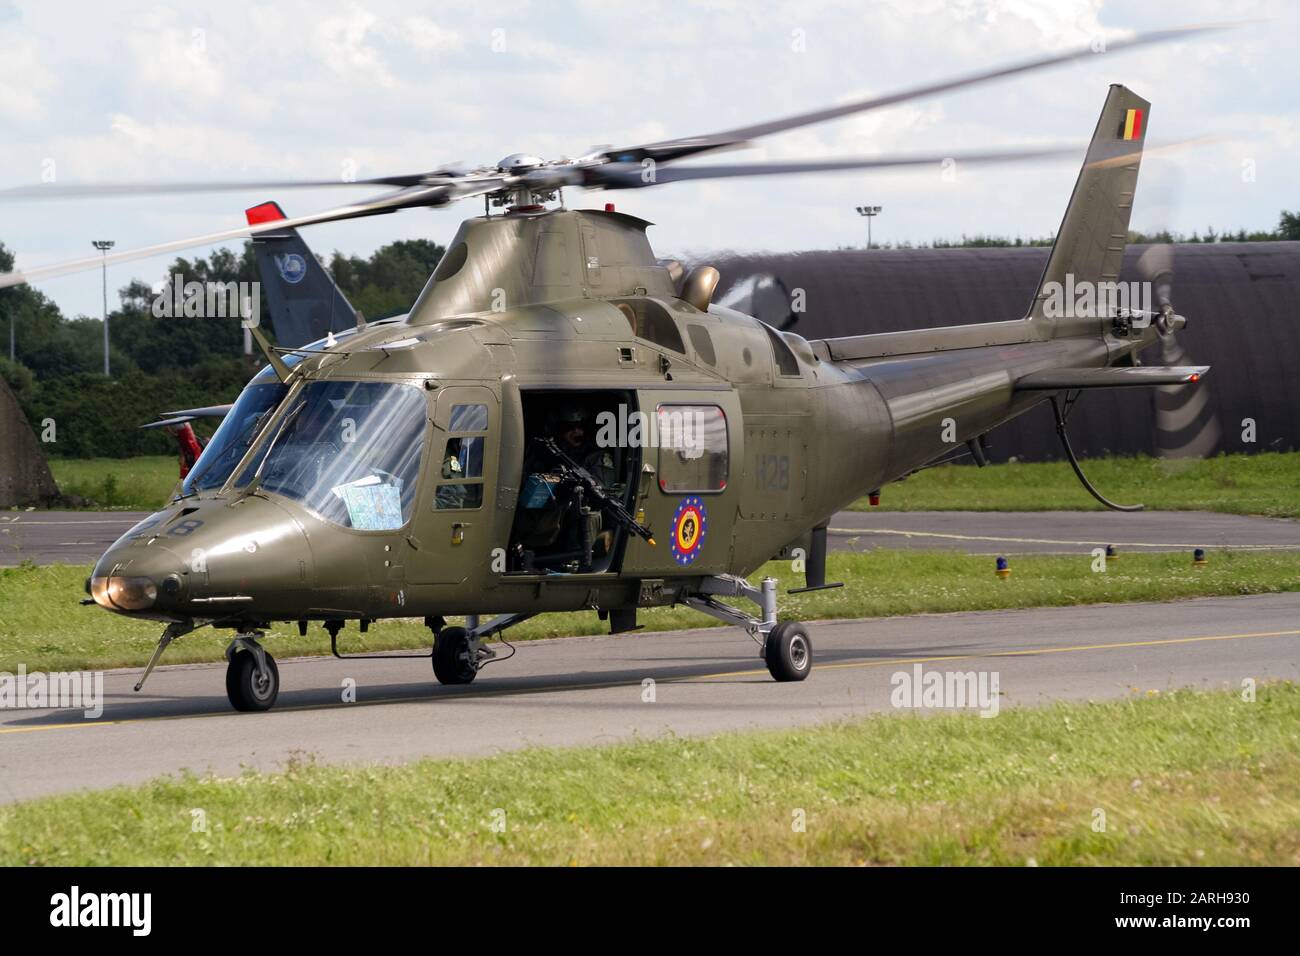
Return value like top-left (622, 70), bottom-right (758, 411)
top-left (1119, 108), bottom-right (1144, 141)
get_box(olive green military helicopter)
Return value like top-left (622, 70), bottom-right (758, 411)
top-left (1, 26), bottom-right (1222, 711)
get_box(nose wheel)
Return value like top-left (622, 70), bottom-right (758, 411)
top-left (225, 636), bottom-right (280, 711)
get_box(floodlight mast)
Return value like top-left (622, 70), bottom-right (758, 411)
top-left (855, 205), bottom-right (882, 250)
top-left (92, 239), bottom-right (115, 376)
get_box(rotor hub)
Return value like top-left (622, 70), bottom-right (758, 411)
top-left (497, 153), bottom-right (545, 173)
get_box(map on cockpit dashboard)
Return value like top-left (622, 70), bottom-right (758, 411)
top-left (335, 475), bottom-right (404, 530)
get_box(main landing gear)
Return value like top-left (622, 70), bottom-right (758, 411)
top-left (426, 613), bottom-right (532, 686)
top-left (225, 633), bottom-right (280, 711)
top-left (684, 575), bottom-right (813, 681)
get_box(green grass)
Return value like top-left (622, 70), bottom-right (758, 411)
top-left (28, 452), bottom-right (1300, 516)
top-left (45, 456), bottom-right (178, 510)
top-left (4, 683), bottom-right (1297, 865)
top-left (851, 452), bottom-right (1300, 517)
top-left (3, 549), bottom-right (1297, 673)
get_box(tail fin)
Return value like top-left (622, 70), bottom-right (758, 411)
top-left (245, 201), bottom-right (359, 348)
top-left (1028, 85), bottom-right (1149, 330)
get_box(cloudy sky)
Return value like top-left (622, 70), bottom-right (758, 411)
top-left (1, 0), bottom-right (1294, 319)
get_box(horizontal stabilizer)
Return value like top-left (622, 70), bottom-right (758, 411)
top-left (1015, 366), bottom-right (1208, 390)
top-left (141, 416), bottom-right (200, 430)
top-left (161, 403), bottom-right (234, 419)
top-left (141, 403), bottom-right (233, 429)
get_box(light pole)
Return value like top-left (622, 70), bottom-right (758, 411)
top-left (855, 205), bottom-right (882, 249)
top-left (92, 240), bottom-right (115, 376)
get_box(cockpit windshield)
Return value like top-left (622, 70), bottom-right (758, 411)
top-left (181, 381), bottom-right (289, 496)
top-left (238, 380), bottom-right (427, 530)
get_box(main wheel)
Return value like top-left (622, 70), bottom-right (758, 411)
top-left (226, 649), bottom-right (280, 711)
top-left (432, 626), bottom-right (478, 685)
top-left (764, 622), bottom-right (812, 682)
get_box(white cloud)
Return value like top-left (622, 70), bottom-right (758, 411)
top-left (400, 16), bottom-right (465, 53)
top-left (0, 33), bottom-right (53, 122)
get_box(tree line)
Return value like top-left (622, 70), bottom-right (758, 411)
top-left (843, 209), bottom-right (1300, 250)
top-left (3, 210), bottom-right (1297, 458)
top-left (0, 238), bottom-right (444, 459)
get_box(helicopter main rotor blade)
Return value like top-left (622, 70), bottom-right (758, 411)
top-left (589, 143), bottom-right (1085, 188)
top-left (0, 182), bottom-right (463, 290)
top-left (0, 176), bottom-right (425, 203)
top-left (603, 22), bottom-right (1239, 166)
top-left (590, 135), bottom-right (1216, 190)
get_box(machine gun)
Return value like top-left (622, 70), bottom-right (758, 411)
top-left (533, 437), bottom-right (656, 548)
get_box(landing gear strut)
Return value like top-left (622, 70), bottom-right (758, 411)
top-left (225, 633), bottom-right (280, 711)
top-left (685, 575), bottom-right (813, 681)
top-left (133, 620), bottom-right (197, 693)
top-left (428, 613), bottom-right (532, 686)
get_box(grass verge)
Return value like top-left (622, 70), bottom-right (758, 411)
top-left (848, 452), bottom-right (1300, 517)
top-left (3, 683), bottom-right (1296, 865)
top-left (2, 549), bottom-right (1297, 673)
top-left (46, 456), bottom-right (178, 511)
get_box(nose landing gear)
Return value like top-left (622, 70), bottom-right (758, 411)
top-left (225, 634), bottom-right (280, 711)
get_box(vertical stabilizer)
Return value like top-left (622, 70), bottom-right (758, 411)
top-left (245, 201), bottom-right (359, 348)
top-left (1028, 85), bottom-right (1150, 331)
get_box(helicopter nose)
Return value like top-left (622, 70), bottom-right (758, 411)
top-left (89, 542), bottom-right (186, 614)
top-left (90, 498), bottom-right (315, 621)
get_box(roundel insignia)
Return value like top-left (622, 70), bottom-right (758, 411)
top-left (275, 253), bottom-right (307, 285)
top-left (670, 496), bottom-right (708, 566)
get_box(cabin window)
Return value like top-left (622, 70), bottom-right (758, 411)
top-left (762, 322), bottom-right (800, 376)
top-left (615, 298), bottom-right (686, 354)
top-left (656, 404), bottom-right (728, 493)
top-left (687, 324), bottom-right (716, 365)
top-left (433, 242), bottom-right (468, 281)
top-left (435, 403), bottom-right (488, 510)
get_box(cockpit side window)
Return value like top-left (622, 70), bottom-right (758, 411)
top-left (435, 403), bottom-right (489, 510)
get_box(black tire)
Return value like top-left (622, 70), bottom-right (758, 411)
top-left (764, 622), bottom-right (812, 682)
top-left (432, 626), bottom-right (478, 685)
top-left (226, 649), bottom-right (280, 711)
